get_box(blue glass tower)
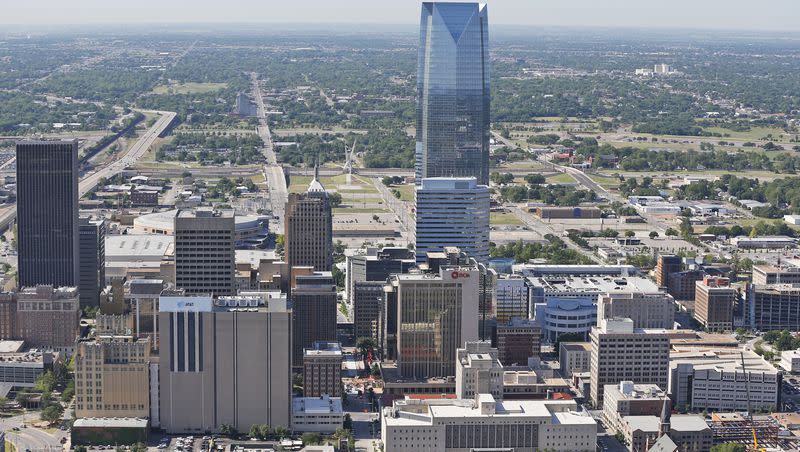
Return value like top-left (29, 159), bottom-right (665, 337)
top-left (416, 2), bottom-right (490, 185)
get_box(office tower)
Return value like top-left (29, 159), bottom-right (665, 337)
top-left (387, 262), bottom-right (480, 379)
top-left (414, 177), bottom-right (489, 263)
top-left (589, 318), bottom-right (670, 407)
top-left (128, 279), bottom-right (165, 349)
top-left (496, 319), bottom-right (541, 366)
top-left (655, 255), bottom-right (682, 288)
top-left (415, 2), bottom-right (490, 185)
top-left (346, 246), bottom-right (415, 302)
top-left (748, 284), bottom-right (800, 331)
top-left (15, 285), bottom-right (80, 351)
top-left (455, 341), bottom-right (503, 401)
top-left (0, 293), bottom-right (17, 339)
top-left (158, 292), bottom-right (292, 433)
top-left (382, 396), bottom-right (596, 452)
top-left (284, 173), bottom-right (333, 273)
top-left (353, 281), bottom-right (386, 344)
top-left (752, 263), bottom-right (800, 285)
top-left (303, 341), bottom-right (343, 397)
top-left (495, 275), bottom-right (529, 324)
top-left (78, 217), bottom-right (106, 309)
top-left (559, 342), bottom-right (591, 378)
top-left (597, 291), bottom-right (675, 329)
top-left (694, 276), bottom-right (737, 331)
top-left (291, 269), bottom-right (337, 367)
top-left (174, 209), bottom-right (235, 296)
top-left (667, 269), bottom-right (705, 301)
top-left (16, 140), bottom-right (79, 287)
top-left (74, 335), bottom-right (151, 419)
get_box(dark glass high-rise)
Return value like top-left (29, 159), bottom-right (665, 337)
top-left (416, 2), bottom-right (490, 185)
top-left (16, 140), bottom-right (79, 287)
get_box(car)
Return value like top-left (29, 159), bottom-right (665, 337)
top-left (157, 445), bottom-right (168, 450)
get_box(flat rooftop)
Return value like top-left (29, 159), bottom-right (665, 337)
top-left (527, 275), bottom-right (659, 294)
top-left (105, 234), bottom-right (174, 260)
top-left (0, 340), bottom-right (24, 353)
top-left (292, 396), bottom-right (342, 414)
top-left (72, 417), bottom-right (149, 428)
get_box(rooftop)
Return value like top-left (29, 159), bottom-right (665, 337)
top-left (0, 340), bottom-right (24, 353)
top-left (72, 417), bottom-right (149, 428)
top-left (292, 396), bottom-right (342, 414)
top-left (670, 415), bottom-right (710, 432)
top-left (527, 275), bottom-right (659, 294)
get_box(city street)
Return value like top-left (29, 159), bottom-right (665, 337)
top-left (1, 411), bottom-right (69, 452)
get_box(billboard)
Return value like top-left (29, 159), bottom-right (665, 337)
top-left (159, 296), bottom-right (213, 312)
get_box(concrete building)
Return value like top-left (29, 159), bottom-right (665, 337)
top-left (0, 342), bottom-right (62, 388)
top-left (590, 319), bottom-right (670, 407)
top-left (387, 264), bottom-right (480, 379)
top-left (352, 281), bottom-right (386, 345)
top-left (455, 341), bottom-right (503, 400)
top-left (382, 394), bottom-right (596, 452)
top-left (15, 286), bottom-right (80, 352)
top-left (603, 382), bottom-right (670, 433)
top-left (128, 279), bottom-right (164, 350)
top-left (529, 275), bottom-right (658, 342)
top-left (622, 414), bottom-right (711, 452)
top-left (303, 341), bottom-right (342, 397)
top-left (346, 247), bottom-right (415, 302)
top-left (291, 269), bottom-right (337, 367)
top-left (16, 140), bottom-right (79, 288)
top-left (667, 270), bottom-right (704, 301)
top-left (748, 283), bottom-right (800, 331)
top-left (158, 292), bottom-right (292, 433)
top-left (669, 348), bottom-right (779, 411)
top-left (731, 235), bottom-right (797, 249)
top-left (495, 275), bottom-right (529, 324)
top-left (174, 209), bottom-right (235, 296)
top-left (780, 349), bottom-right (800, 373)
top-left (598, 290), bottom-right (675, 329)
top-left (694, 277), bottom-right (737, 331)
top-left (752, 263), bottom-right (800, 285)
top-left (104, 234), bottom-right (174, 283)
top-left (655, 255), bottom-right (681, 289)
top-left (291, 395), bottom-right (343, 433)
top-left (559, 342), bottom-right (591, 378)
top-left (532, 206), bottom-right (602, 220)
top-left (516, 264), bottom-right (639, 278)
top-left (78, 217), bottom-right (105, 308)
top-left (501, 360), bottom-right (570, 400)
top-left (496, 318), bottom-right (541, 366)
top-left (74, 335), bottom-right (151, 419)
top-left (414, 177), bottom-right (490, 263)
top-left (284, 173), bottom-right (333, 273)
top-left (0, 294), bottom-right (17, 340)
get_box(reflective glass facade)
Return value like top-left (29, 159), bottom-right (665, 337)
top-left (416, 2), bottom-right (490, 185)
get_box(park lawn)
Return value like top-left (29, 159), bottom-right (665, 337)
top-left (491, 211), bottom-right (524, 226)
top-left (333, 207), bottom-right (390, 214)
top-left (151, 82), bottom-right (228, 95)
top-left (391, 184), bottom-right (415, 202)
top-left (546, 173), bottom-right (576, 184)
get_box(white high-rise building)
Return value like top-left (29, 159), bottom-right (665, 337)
top-left (414, 177), bottom-right (489, 263)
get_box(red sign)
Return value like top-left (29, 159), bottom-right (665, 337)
top-left (451, 271), bottom-right (470, 279)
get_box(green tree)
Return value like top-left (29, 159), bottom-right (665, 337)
top-left (35, 370), bottom-right (56, 392)
top-left (301, 432), bottom-right (322, 445)
top-left (40, 403), bottom-right (64, 424)
top-left (274, 425), bottom-right (290, 439)
top-left (249, 424), bottom-right (261, 439)
top-left (665, 228), bottom-right (679, 236)
top-left (649, 231), bottom-right (660, 239)
top-left (259, 424), bottom-right (272, 440)
top-left (710, 443), bottom-right (747, 452)
top-left (131, 443), bottom-right (147, 452)
top-left (74, 447), bottom-right (88, 452)
top-left (624, 230), bottom-right (635, 238)
top-left (328, 191), bottom-right (343, 208)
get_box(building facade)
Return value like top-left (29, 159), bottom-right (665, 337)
top-left (496, 319), bottom-right (541, 366)
top-left (74, 335), bottom-right (151, 419)
top-left (303, 341), bottom-right (342, 397)
top-left (158, 293), bottom-right (292, 433)
top-left (694, 277), bottom-right (737, 331)
top-left (455, 341), bottom-right (503, 401)
top-left (291, 270), bottom-right (337, 367)
top-left (415, 2), bottom-right (490, 186)
top-left (495, 275), bottom-right (529, 324)
top-left (284, 175), bottom-right (333, 273)
top-left (352, 281), bottom-right (386, 345)
top-left (16, 140), bottom-right (79, 287)
top-left (174, 209), bottom-right (235, 296)
top-left (558, 342), bottom-right (591, 378)
top-left (597, 290), bottom-right (675, 329)
top-left (15, 286), bottom-right (80, 351)
top-left (589, 318), bottom-right (670, 407)
top-left (748, 283), bottom-right (800, 331)
top-left (655, 255), bottom-right (681, 289)
top-left (78, 217), bottom-right (106, 308)
top-left (414, 178), bottom-right (490, 263)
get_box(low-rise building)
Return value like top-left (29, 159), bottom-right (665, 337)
top-left (501, 363), bottom-right (570, 400)
top-left (0, 341), bottom-right (62, 388)
top-left (730, 235), bottom-right (797, 250)
top-left (455, 341), bottom-right (503, 400)
top-left (781, 349), bottom-right (800, 373)
top-left (603, 382), bottom-right (670, 434)
top-left (303, 341), bottom-right (342, 398)
top-left (15, 285), bottom-right (80, 352)
top-left (559, 342), bottom-right (591, 378)
top-left (291, 395), bottom-right (343, 433)
top-left (669, 348), bottom-right (779, 411)
top-left (382, 394), bottom-right (597, 452)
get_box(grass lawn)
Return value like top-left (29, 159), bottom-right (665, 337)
top-left (546, 173), bottom-right (576, 184)
top-left (491, 211), bottom-right (524, 225)
top-left (333, 207), bottom-right (390, 214)
top-left (702, 126), bottom-right (794, 143)
top-left (151, 82), bottom-right (227, 95)
top-left (587, 173), bottom-right (622, 188)
top-left (5, 440), bottom-right (15, 452)
top-left (391, 184), bottom-right (415, 202)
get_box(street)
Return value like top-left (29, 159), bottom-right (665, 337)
top-left (0, 411), bottom-right (69, 452)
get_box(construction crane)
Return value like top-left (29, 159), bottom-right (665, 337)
top-left (741, 352), bottom-right (766, 452)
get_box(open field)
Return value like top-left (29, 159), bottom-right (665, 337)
top-left (546, 172), bottom-right (576, 184)
top-left (702, 126), bottom-right (796, 143)
top-left (151, 82), bottom-right (228, 94)
top-left (491, 211), bottom-right (524, 225)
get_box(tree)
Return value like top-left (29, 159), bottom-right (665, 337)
top-left (130, 443), bottom-right (147, 452)
top-left (328, 191), bottom-right (343, 208)
top-left (343, 413), bottom-right (353, 431)
top-left (665, 228), bottom-right (679, 236)
top-left (356, 337), bottom-right (377, 357)
top-left (40, 403), bottom-right (64, 424)
top-left (624, 230), bottom-right (635, 238)
top-left (301, 432), bottom-right (322, 445)
top-left (249, 424), bottom-right (261, 439)
top-left (649, 231), bottom-right (659, 239)
top-left (35, 370), bottom-right (56, 392)
top-left (274, 425), bottom-right (290, 439)
top-left (74, 447), bottom-right (88, 452)
top-left (259, 424), bottom-right (272, 440)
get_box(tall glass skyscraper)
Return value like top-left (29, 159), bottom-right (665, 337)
top-left (416, 2), bottom-right (490, 185)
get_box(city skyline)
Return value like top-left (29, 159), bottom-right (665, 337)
top-left (0, 0), bottom-right (798, 32)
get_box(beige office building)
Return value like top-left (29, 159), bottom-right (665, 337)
top-left (74, 335), bottom-right (151, 419)
top-left (455, 341), bottom-right (504, 401)
top-left (598, 290), bottom-right (675, 329)
top-left (303, 341), bottom-right (342, 397)
top-left (174, 209), bottom-right (235, 296)
top-left (15, 285), bottom-right (80, 351)
top-left (158, 292), bottom-right (292, 433)
top-left (284, 175), bottom-right (333, 273)
top-left (589, 318), bottom-right (670, 407)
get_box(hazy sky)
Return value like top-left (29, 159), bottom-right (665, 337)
top-left (3, 0), bottom-right (799, 32)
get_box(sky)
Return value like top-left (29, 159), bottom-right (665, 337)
top-left (2, 0), bottom-right (799, 32)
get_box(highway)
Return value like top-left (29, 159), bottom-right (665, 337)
top-left (251, 73), bottom-right (288, 234)
top-left (0, 109), bottom-right (176, 233)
